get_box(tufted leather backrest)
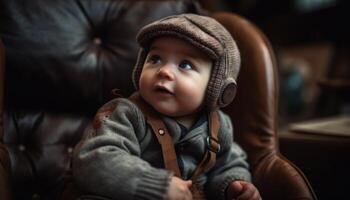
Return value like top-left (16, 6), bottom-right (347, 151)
top-left (0, 0), bottom-right (201, 199)
top-left (0, 0), bottom-right (203, 112)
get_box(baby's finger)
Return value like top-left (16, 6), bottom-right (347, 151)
top-left (237, 184), bottom-right (255, 200)
top-left (226, 181), bottom-right (244, 200)
top-left (185, 180), bottom-right (193, 188)
top-left (251, 188), bottom-right (261, 200)
top-left (186, 189), bottom-right (193, 200)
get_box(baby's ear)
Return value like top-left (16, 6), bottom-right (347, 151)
top-left (220, 78), bottom-right (237, 107)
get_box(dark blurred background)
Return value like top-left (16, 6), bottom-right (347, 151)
top-left (201, 0), bottom-right (350, 199)
top-left (204, 0), bottom-right (350, 123)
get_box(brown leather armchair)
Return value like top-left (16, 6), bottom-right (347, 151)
top-left (0, 0), bottom-right (316, 199)
top-left (214, 13), bottom-right (317, 200)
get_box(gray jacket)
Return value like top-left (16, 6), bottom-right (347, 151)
top-left (72, 97), bottom-right (251, 200)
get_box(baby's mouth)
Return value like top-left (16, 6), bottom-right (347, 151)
top-left (155, 85), bottom-right (174, 95)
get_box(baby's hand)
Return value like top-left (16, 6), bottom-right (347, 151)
top-left (166, 176), bottom-right (193, 200)
top-left (226, 180), bottom-right (261, 200)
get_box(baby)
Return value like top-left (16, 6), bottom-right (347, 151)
top-left (72, 14), bottom-right (261, 200)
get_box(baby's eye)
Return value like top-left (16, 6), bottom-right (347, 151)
top-left (179, 60), bottom-right (193, 70)
top-left (147, 55), bottom-right (161, 64)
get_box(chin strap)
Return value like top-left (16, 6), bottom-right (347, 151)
top-left (129, 92), bottom-right (220, 180)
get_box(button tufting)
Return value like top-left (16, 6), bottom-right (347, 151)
top-left (93, 37), bottom-right (102, 45)
top-left (67, 147), bottom-right (73, 154)
top-left (32, 193), bottom-right (40, 200)
top-left (18, 145), bottom-right (26, 152)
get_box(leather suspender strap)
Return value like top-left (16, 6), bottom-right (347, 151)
top-left (146, 115), bottom-right (182, 177)
top-left (128, 92), bottom-right (220, 180)
top-left (129, 93), bottom-right (181, 177)
top-left (190, 111), bottom-right (220, 180)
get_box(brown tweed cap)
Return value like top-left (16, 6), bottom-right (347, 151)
top-left (132, 14), bottom-right (241, 110)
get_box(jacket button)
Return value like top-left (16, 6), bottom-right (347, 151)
top-left (158, 129), bottom-right (165, 135)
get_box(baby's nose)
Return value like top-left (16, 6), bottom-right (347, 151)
top-left (157, 64), bottom-right (175, 80)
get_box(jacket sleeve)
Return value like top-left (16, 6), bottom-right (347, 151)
top-left (72, 98), bottom-right (173, 200)
top-left (205, 111), bottom-right (251, 200)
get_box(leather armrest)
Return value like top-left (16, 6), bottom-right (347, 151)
top-left (254, 154), bottom-right (317, 200)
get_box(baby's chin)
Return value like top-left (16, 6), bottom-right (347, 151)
top-left (152, 105), bottom-right (182, 117)
top-left (151, 105), bottom-right (186, 117)
top-left (141, 94), bottom-right (201, 117)
top-left (154, 104), bottom-right (200, 119)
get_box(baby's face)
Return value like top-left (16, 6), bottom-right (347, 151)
top-left (139, 37), bottom-right (212, 119)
